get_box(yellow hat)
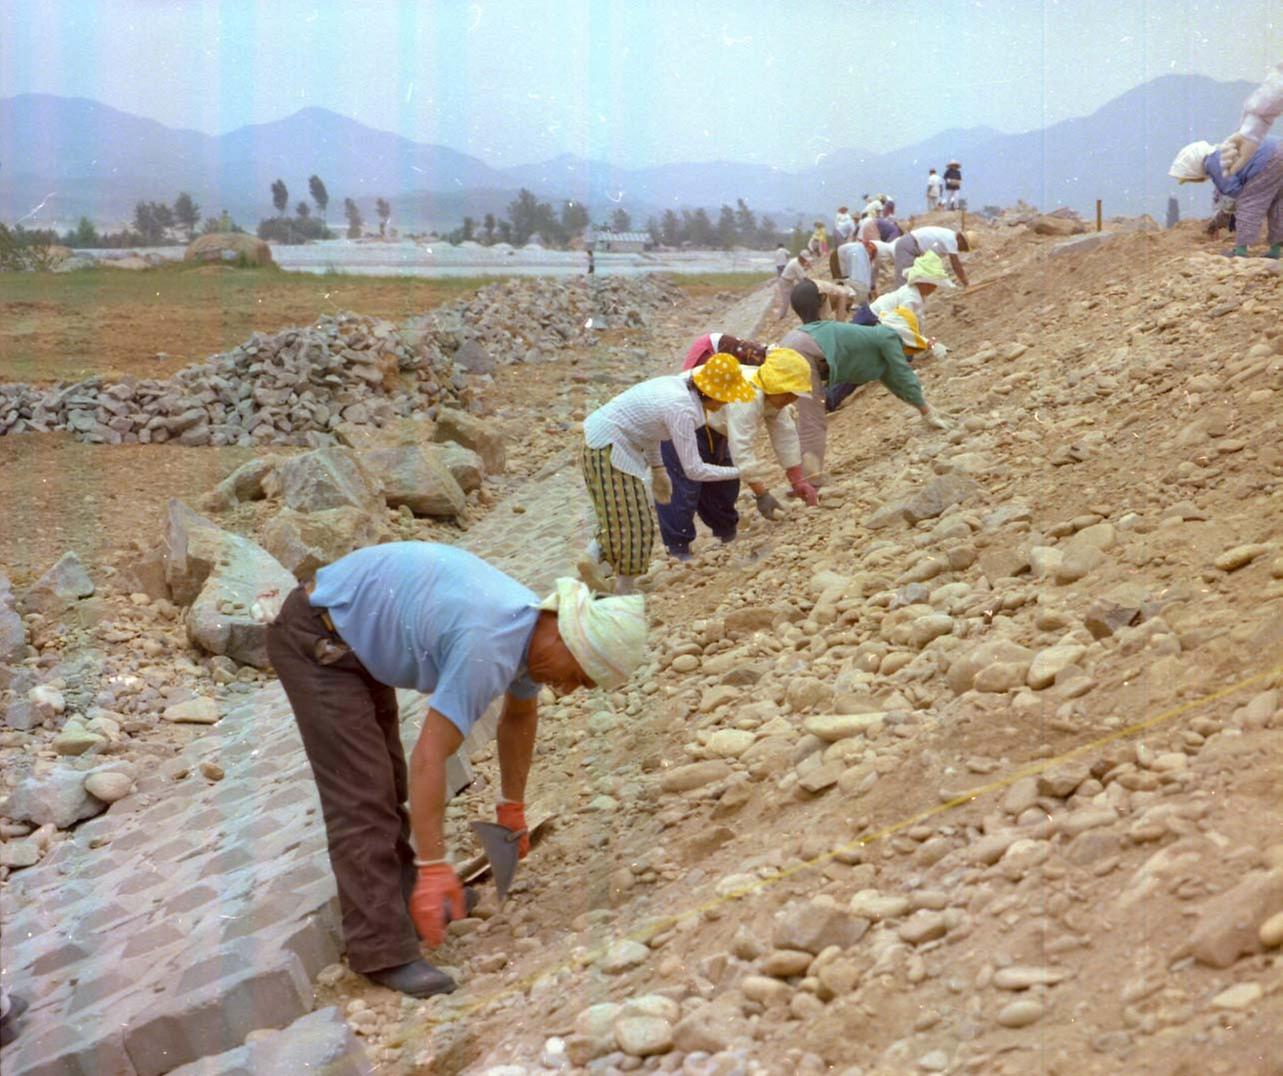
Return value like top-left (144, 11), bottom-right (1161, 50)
top-left (749, 347), bottom-right (813, 397)
top-left (692, 352), bottom-right (757, 404)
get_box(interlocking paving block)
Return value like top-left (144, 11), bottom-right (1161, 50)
top-left (166, 1006), bottom-right (372, 1076)
top-left (1, 1016), bottom-right (137, 1076)
top-left (123, 950), bottom-right (312, 1076)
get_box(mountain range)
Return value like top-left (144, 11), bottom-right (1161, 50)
top-left (0, 74), bottom-right (1255, 233)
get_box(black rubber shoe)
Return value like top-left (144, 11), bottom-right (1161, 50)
top-left (0, 993), bottom-right (29, 1048)
top-left (365, 960), bottom-right (456, 998)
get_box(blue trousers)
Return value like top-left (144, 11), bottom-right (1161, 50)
top-left (655, 429), bottom-right (739, 556)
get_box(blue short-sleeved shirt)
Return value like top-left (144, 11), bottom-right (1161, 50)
top-left (309, 542), bottom-right (541, 736)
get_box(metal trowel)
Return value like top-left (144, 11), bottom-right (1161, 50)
top-left (468, 821), bottom-right (524, 904)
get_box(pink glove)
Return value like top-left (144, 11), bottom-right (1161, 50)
top-left (409, 863), bottom-right (467, 947)
top-left (785, 466), bottom-right (819, 507)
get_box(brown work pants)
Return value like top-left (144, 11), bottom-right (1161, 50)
top-left (265, 586), bottom-right (420, 973)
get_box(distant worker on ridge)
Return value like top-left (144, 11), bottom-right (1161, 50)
top-left (943, 160), bottom-right (963, 209)
top-left (926, 168), bottom-right (943, 211)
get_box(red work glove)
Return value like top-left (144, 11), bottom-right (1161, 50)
top-left (496, 800), bottom-right (530, 860)
top-left (785, 466), bottom-right (820, 507)
top-left (409, 863), bottom-right (467, 947)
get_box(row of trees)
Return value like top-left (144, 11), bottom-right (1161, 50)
top-left (443, 191), bottom-right (796, 251)
top-left (256, 177), bottom-right (395, 243)
top-left (13, 177), bottom-right (802, 256)
top-left (44, 193), bottom-right (246, 248)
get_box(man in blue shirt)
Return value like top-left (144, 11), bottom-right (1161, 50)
top-left (265, 543), bottom-right (647, 997)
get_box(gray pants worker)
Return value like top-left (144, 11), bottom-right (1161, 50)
top-left (266, 586), bottom-right (420, 974)
top-left (891, 233), bottom-right (922, 287)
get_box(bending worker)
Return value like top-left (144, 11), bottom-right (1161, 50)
top-left (1170, 136), bottom-right (1282, 258)
top-left (263, 543), bottom-right (646, 998)
top-left (829, 251), bottom-right (954, 411)
top-left (656, 347), bottom-right (819, 560)
top-left (776, 249), bottom-right (812, 317)
top-left (892, 225), bottom-right (973, 287)
top-left (780, 280), bottom-right (950, 480)
top-left (578, 352), bottom-right (756, 593)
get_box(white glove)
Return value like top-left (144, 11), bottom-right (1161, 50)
top-left (651, 466), bottom-right (673, 505)
top-left (1220, 133), bottom-right (1260, 177)
top-left (251, 588), bottom-right (286, 624)
top-left (920, 410), bottom-right (951, 431)
top-left (930, 341), bottom-right (949, 360)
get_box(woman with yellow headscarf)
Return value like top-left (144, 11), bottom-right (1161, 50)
top-left (654, 347), bottom-right (818, 560)
top-left (579, 353), bottom-right (756, 593)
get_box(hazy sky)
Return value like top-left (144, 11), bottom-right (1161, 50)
top-left (3, 0), bottom-right (1277, 170)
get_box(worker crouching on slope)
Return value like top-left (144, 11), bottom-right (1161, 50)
top-left (780, 280), bottom-right (950, 481)
top-left (263, 543), bottom-right (646, 998)
top-left (578, 353), bottom-right (756, 593)
top-left (1170, 137), bottom-right (1283, 259)
top-left (656, 348), bottom-right (819, 560)
top-left (829, 251), bottom-right (953, 411)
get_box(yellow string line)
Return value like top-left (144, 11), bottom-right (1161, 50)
top-left (410, 661), bottom-right (1281, 1033)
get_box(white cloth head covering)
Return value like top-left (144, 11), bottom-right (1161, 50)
top-left (539, 578), bottom-right (646, 690)
top-left (1168, 141), bottom-right (1216, 181)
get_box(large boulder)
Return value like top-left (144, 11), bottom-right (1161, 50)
top-left (359, 446), bottom-right (467, 518)
top-left (432, 409), bottom-right (506, 474)
top-left (164, 499), bottom-right (238, 605)
top-left (207, 457), bottom-right (276, 508)
top-left (19, 552), bottom-right (95, 617)
top-left (162, 499), bottom-right (296, 666)
top-left (184, 232), bottom-right (275, 267)
top-left (3, 766), bottom-right (107, 829)
top-left (187, 547), bottom-right (296, 668)
top-left (431, 442), bottom-right (485, 493)
top-left (265, 446), bottom-right (383, 514)
top-left (262, 506), bottom-right (394, 580)
top-left (1031, 215), bottom-right (1086, 236)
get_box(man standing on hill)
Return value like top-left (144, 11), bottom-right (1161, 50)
top-left (263, 543), bottom-right (646, 998)
top-left (926, 169), bottom-right (943, 211)
top-left (943, 160), bottom-right (963, 209)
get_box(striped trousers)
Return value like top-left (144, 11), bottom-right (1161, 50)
top-left (1234, 143), bottom-right (1283, 247)
top-left (581, 443), bottom-right (655, 577)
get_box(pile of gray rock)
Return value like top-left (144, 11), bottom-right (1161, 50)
top-left (0, 275), bottom-right (685, 446)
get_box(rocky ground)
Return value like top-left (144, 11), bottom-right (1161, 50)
top-left (2, 218), bottom-right (1281, 1075)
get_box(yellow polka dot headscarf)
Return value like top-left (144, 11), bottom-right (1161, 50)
top-left (691, 352), bottom-right (757, 404)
